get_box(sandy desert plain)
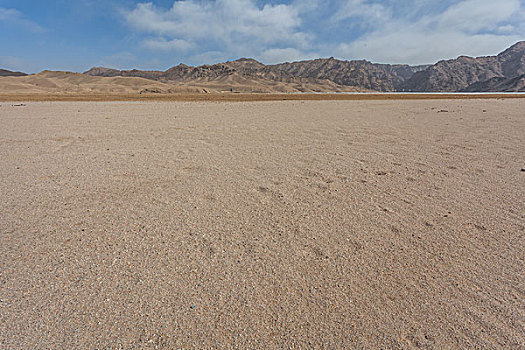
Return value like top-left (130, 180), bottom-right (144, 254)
top-left (0, 94), bottom-right (524, 349)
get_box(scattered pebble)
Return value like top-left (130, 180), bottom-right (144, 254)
top-left (437, 109), bottom-right (449, 113)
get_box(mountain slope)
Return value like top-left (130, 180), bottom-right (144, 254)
top-left (1, 70), bottom-right (364, 94)
top-left (0, 71), bottom-right (206, 94)
top-left (4, 41), bottom-right (525, 93)
top-left (0, 69), bottom-right (27, 77)
top-left (462, 74), bottom-right (525, 92)
top-left (85, 58), bottom-right (428, 92)
top-left (401, 42), bottom-right (525, 92)
top-left (272, 58), bottom-right (428, 91)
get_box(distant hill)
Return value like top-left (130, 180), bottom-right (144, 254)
top-left (2, 41), bottom-right (524, 93)
top-left (272, 59), bottom-right (429, 92)
top-left (83, 59), bottom-right (369, 93)
top-left (462, 74), bottom-right (525, 92)
top-left (0, 69), bottom-right (364, 95)
top-left (400, 41), bottom-right (525, 92)
top-left (0, 69), bottom-right (27, 77)
top-left (0, 71), bottom-right (207, 94)
top-left (85, 42), bottom-right (525, 92)
top-left (85, 58), bottom-right (428, 92)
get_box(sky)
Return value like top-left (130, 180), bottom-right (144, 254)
top-left (1, 0), bottom-right (524, 73)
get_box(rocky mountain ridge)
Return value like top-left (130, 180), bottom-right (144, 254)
top-left (272, 59), bottom-right (429, 91)
top-left (462, 74), bottom-right (525, 92)
top-left (0, 69), bottom-right (27, 77)
top-left (3, 41), bottom-right (524, 92)
top-left (84, 58), bottom-right (428, 92)
top-left (401, 41), bottom-right (525, 92)
top-left (84, 42), bottom-right (524, 92)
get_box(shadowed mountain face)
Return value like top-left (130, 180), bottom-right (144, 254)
top-left (1, 65), bottom-right (364, 95)
top-left (3, 42), bottom-right (523, 93)
top-left (271, 59), bottom-right (429, 92)
top-left (85, 58), bottom-right (429, 92)
top-left (85, 42), bottom-right (525, 92)
top-left (462, 74), bottom-right (525, 92)
top-left (82, 59), bottom-right (366, 93)
top-left (0, 69), bottom-right (27, 77)
top-left (401, 42), bottom-right (525, 92)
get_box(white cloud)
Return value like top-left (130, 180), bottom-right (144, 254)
top-left (258, 48), bottom-right (318, 64)
top-left (142, 38), bottom-right (194, 51)
top-left (334, 0), bottom-right (525, 64)
top-left (290, 0), bottom-right (321, 13)
top-left (332, 0), bottom-right (391, 24)
top-left (123, 0), bottom-right (524, 65)
top-left (0, 7), bottom-right (18, 19)
top-left (432, 0), bottom-right (521, 33)
top-left (339, 32), bottom-right (523, 65)
top-left (497, 25), bottom-right (516, 34)
top-left (188, 51), bottom-right (230, 66)
top-left (125, 1), bottom-right (307, 50)
top-left (0, 7), bottom-right (43, 33)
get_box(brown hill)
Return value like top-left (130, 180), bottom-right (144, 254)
top-left (1, 69), bottom-right (364, 95)
top-left (462, 74), bottom-right (525, 92)
top-left (0, 69), bottom-right (27, 77)
top-left (401, 41), bottom-right (525, 92)
top-left (271, 58), bottom-right (428, 91)
top-left (3, 42), bottom-right (524, 94)
top-left (85, 58), bottom-right (427, 92)
top-left (84, 60), bottom-right (370, 93)
top-left (0, 71), bottom-right (206, 94)
top-left (84, 42), bottom-right (525, 92)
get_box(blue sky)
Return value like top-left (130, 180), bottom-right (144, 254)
top-left (1, 0), bottom-right (524, 73)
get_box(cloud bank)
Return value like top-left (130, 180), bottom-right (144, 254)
top-left (335, 0), bottom-right (525, 64)
top-left (125, 0), bottom-right (315, 64)
top-left (125, 0), bottom-right (524, 65)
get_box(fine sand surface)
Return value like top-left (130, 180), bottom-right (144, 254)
top-left (1, 100), bottom-right (524, 348)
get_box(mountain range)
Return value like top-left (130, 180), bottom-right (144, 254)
top-left (0, 69), bottom-right (27, 77)
top-left (83, 58), bottom-right (429, 92)
top-left (1, 41), bottom-right (524, 93)
top-left (400, 41), bottom-right (525, 92)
